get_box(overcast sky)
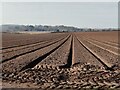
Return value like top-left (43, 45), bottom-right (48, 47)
top-left (1, 2), bottom-right (118, 28)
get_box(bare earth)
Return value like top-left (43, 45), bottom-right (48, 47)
top-left (1, 31), bottom-right (120, 89)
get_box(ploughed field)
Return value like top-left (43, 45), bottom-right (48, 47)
top-left (1, 31), bottom-right (120, 89)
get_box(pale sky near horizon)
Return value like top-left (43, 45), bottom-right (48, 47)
top-left (1, 2), bottom-right (118, 28)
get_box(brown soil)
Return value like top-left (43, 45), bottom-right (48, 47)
top-left (1, 31), bottom-right (120, 89)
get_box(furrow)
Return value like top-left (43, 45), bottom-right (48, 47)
top-left (20, 35), bottom-right (71, 71)
top-left (2, 33), bottom-right (67, 50)
top-left (72, 34), bottom-right (103, 67)
top-left (2, 34), bottom-right (68, 54)
top-left (2, 35), bottom-right (70, 73)
top-left (76, 36), bottom-right (113, 70)
top-left (79, 38), bottom-right (119, 66)
top-left (34, 35), bottom-right (72, 68)
top-left (59, 35), bottom-right (73, 68)
top-left (89, 38), bottom-right (120, 48)
top-left (1, 35), bottom-right (68, 63)
top-left (86, 40), bottom-right (119, 56)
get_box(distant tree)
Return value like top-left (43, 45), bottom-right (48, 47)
top-left (15, 26), bottom-right (19, 29)
top-left (24, 29), bottom-right (28, 31)
top-left (56, 29), bottom-right (59, 32)
top-left (28, 25), bottom-right (34, 31)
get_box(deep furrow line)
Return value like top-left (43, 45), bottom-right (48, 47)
top-left (2, 35), bottom-right (67, 54)
top-left (86, 40), bottom-right (120, 56)
top-left (2, 37), bottom-right (39, 43)
top-left (71, 34), bottom-right (83, 66)
top-left (59, 35), bottom-right (73, 68)
top-left (2, 36), bottom-right (46, 43)
top-left (1, 40), bottom-right (44, 50)
top-left (20, 35), bottom-right (71, 71)
top-left (2, 35), bottom-right (70, 73)
top-left (88, 39), bottom-right (119, 49)
top-left (73, 35), bottom-right (103, 67)
top-left (2, 34), bottom-right (67, 50)
top-left (1, 35), bottom-right (69, 63)
top-left (76, 36), bottom-right (113, 70)
top-left (78, 38), bottom-right (119, 68)
top-left (88, 38), bottom-right (120, 48)
top-left (2, 40), bottom-right (49, 54)
top-left (34, 35), bottom-right (72, 68)
top-left (77, 34), bottom-right (119, 47)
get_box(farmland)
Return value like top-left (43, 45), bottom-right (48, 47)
top-left (1, 31), bottom-right (120, 89)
